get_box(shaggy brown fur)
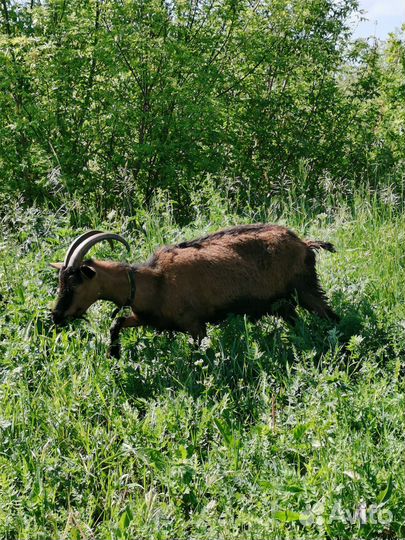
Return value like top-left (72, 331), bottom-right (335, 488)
top-left (51, 224), bottom-right (339, 358)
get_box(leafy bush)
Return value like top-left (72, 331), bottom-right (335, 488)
top-left (1, 1), bottom-right (404, 217)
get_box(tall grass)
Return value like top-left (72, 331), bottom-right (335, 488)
top-left (0, 188), bottom-right (404, 539)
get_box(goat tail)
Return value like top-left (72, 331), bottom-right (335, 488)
top-left (305, 239), bottom-right (336, 253)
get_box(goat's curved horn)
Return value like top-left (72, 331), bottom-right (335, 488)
top-left (68, 232), bottom-right (130, 269)
top-left (64, 230), bottom-right (103, 267)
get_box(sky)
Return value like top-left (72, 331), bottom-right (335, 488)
top-left (352, 0), bottom-right (405, 39)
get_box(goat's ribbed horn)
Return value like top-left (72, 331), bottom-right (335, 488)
top-left (64, 230), bottom-right (103, 267)
top-left (68, 232), bottom-right (130, 269)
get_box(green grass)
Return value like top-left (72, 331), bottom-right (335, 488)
top-left (0, 193), bottom-right (404, 539)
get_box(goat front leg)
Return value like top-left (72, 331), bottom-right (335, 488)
top-left (109, 313), bottom-right (141, 359)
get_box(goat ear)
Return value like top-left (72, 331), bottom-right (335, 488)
top-left (80, 265), bottom-right (96, 280)
top-left (49, 262), bottom-right (63, 270)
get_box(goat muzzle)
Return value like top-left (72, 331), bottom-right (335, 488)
top-left (52, 310), bottom-right (67, 326)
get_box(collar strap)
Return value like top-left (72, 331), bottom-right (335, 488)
top-left (124, 267), bottom-right (136, 307)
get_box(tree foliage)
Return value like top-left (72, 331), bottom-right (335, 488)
top-left (0, 0), bottom-right (404, 216)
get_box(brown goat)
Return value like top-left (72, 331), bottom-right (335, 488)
top-left (50, 225), bottom-right (339, 357)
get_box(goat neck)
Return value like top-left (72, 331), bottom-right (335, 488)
top-left (94, 261), bottom-right (159, 311)
top-left (93, 260), bottom-right (134, 307)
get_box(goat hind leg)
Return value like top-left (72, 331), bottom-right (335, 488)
top-left (297, 290), bottom-right (340, 323)
top-left (271, 299), bottom-right (298, 326)
top-left (181, 319), bottom-right (207, 345)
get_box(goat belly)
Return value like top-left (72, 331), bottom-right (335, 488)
top-left (205, 295), bottom-right (284, 323)
top-left (135, 310), bottom-right (184, 332)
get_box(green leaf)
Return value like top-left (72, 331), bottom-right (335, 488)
top-left (377, 474), bottom-right (393, 504)
top-left (214, 418), bottom-right (233, 447)
top-left (69, 527), bottom-right (81, 540)
top-left (257, 479), bottom-right (273, 490)
top-left (178, 444), bottom-right (188, 460)
top-left (284, 483), bottom-right (305, 493)
top-left (274, 509), bottom-right (306, 522)
top-left (119, 506), bottom-right (134, 531)
top-left (293, 423), bottom-right (309, 442)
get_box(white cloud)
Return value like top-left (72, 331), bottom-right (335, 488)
top-left (352, 0), bottom-right (405, 38)
top-left (360, 0), bottom-right (405, 19)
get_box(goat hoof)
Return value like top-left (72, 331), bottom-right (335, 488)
top-left (109, 343), bottom-right (121, 359)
